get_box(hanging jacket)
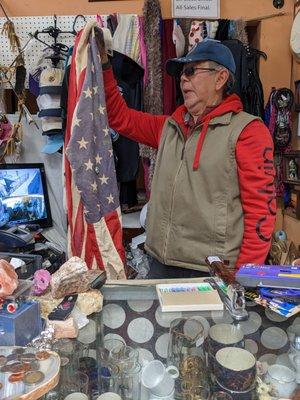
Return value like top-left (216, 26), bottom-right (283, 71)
top-left (222, 39), bottom-right (265, 119)
top-left (103, 68), bottom-right (276, 270)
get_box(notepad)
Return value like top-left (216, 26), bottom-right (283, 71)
top-left (156, 283), bottom-right (224, 312)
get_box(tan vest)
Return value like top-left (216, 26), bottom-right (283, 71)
top-left (145, 111), bottom-right (259, 271)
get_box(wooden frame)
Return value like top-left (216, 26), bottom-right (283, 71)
top-left (283, 151), bottom-right (300, 186)
top-left (284, 188), bottom-right (300, 220)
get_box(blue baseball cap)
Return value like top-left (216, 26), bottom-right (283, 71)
top-left (166, 39), bottom-right (236, 77)
top-left (41, 133), bottom-right (64, 154)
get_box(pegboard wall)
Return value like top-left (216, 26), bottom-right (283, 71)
top-left (0, 15), bottom-right (98, 87)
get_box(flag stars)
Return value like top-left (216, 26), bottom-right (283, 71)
top-left (108, 149), bottom-right (113, 157)
top-left (93, 86), bottom-right (98, 94)
top-left (107, 194), bottom-right (114, 204)
top-left (103, 126), bottom-right (109, 137)
top-left (73, 116), bottom-right (81, 127)
top-left (91, 181), bottom-right (98, 192)
top-left (83, 87), bottom-right (93, 98)
top-left (84, 159), bottom-right (93, 171)
top-left (99, 174), bottom-right (109, 185)
top-left (95, 154), bottom-right (102, 164)
top-left (91, 64), bottom-right (95, 73)
top-left (90, 113), bottom-right (94, 120)
top-left (77, 137), bottom-right (89, 149)
top-left (93, 135), bottom-right (97, 143)
top-left (98, 104), bottom-right (106, 115)
top-left (97, 204), bottom-right (101, 210)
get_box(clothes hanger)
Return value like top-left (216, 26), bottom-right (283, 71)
top-left (71, 14), bottom-right (87, 34)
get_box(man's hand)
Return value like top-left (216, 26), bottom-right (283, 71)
top-left (94, 28), bottom-right (109, 66)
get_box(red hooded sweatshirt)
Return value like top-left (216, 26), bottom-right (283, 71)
top-left (103, 68), bottom-right (276, 268)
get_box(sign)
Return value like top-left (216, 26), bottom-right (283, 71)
top-left (172, 0), bottom-right (220, 19)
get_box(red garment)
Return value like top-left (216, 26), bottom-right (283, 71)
top-left (162, 19), bottom-right (177, 115)
top-left (103, 68), bottom-right (276, 268)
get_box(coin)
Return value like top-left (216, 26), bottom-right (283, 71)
top-left (11, 364), bottom-right (26, 374)
top-left (20, 353), bottom-right (36, 362)
top-left (0, 355), bottom-right (7, 367)
top-left (0, 364), bottom-right (11, 373)
top-left (8, 372), bottom-right (25, 383)
top-left (60, 356), bottom-right (69, 367)
top-left (7, 354), bottom-right (18, 362)
top-left (12, 348), bottom-right (25, 355)
top-left (29, 361), bottom-right (40, 371)
top-left (24, 371), bottom-right (45, 385)
top-left (6, 362), bottom-right (22, 370)
top-left (35, 350), bottom-right (50, 361)
top-left (23, 363), bottom-right (31, 372)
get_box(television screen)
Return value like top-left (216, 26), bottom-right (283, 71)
top-left (0, 163), bottom-right (52, 228)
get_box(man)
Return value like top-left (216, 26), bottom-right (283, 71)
top-left (98, 36), bottom-right (276, 279)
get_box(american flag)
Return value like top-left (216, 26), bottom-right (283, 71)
top-left (65, 22), bottom-right (126, 279)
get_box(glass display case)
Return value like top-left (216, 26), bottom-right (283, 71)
top-left (43, 281), bottom-right (300, 399)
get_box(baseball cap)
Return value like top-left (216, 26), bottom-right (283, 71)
top-left (166, 38), bottom-right (236, 77)
top-left (41, 133), bottom-right (64, 154)
top-left (39, 67), bottom-right (64, 95)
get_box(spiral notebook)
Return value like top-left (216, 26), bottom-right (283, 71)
top-left (156, 282), bottom-right (224, 312)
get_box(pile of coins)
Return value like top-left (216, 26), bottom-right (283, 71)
top-left (0, 349), bottom-right (50, 385)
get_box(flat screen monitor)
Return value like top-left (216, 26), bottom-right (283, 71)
top-left (0, 163), bottom-right (52, 228)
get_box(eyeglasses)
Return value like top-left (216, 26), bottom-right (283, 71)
top-left (180, 66), bottom-right (218, 78)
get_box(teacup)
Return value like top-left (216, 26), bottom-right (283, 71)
top-left (214, 347), bottom-right (256, 392)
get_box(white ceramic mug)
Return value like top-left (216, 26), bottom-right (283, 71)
top-left (64, 394), bottom-right (89, 400)
top-left (265, 364), bottom-right (297, 398)
top-left (96, 393), bottom-right (122, 400)
top-left (141, 360), bottom-right (179, 397)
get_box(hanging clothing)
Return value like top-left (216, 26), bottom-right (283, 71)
top-left (65, 21), bottom-right (125, 279)
top-left (140, 0), bottom-right (163, 191)
top-left (112, 14), bottom-right (140, 66)
top-left (222, 39), bottom-right (265, 118)
top-left (111, 51), bottom-right (144, 206)
top-left (215, 19), bottom-right (230, 40)
top-left (162, 19), bottom-right (177, 115)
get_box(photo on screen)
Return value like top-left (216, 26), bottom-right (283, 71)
top-left (0, 164), bottom-right (52, 228)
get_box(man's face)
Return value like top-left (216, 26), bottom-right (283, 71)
top-left (180, 61), bottom-right (222, 115)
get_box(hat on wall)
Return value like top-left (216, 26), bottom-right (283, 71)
top-left (39, 68), bottom-right (64, 95)
top-left (166, 38), bottom-right (236, 77)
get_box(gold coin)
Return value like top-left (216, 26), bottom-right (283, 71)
top-left (35, 350), bottom-right (50, 361)
top-left (24, 370), bottom-right (44, 385)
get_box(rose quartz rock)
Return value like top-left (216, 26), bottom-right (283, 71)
top-left (0, 259), bottom-right (18, 298)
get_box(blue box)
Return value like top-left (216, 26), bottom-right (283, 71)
top-left (0, 301), bottom-right (42, 346)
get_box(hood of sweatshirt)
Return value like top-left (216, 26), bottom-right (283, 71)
top-left (171, 94), bottom-right (244, 170)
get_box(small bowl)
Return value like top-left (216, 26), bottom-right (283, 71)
top-left (214, 347), bottom-right (256, 391)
